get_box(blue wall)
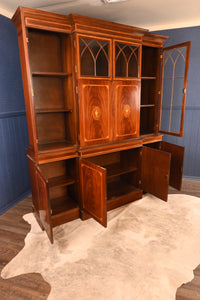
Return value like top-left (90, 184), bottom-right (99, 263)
top-left (0, 14), bottom-right (30, 214)
top-left (154, 26), bottom-right (200, 180)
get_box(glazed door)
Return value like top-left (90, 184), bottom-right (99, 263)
top-left (79, 159), bottom-right (107, 227)
top-left (161, 141), bottom-right (184, 190)
top-left (78, 79), bottom-right (112, 146)
top-left (159, 42), bottom-right (191, 137)
top-left (112, 80), bottom-right (140, 140)
top-left (141, 146), bottom-right (171, 201)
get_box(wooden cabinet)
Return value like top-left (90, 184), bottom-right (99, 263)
top-left (12, 7), bottom-right (190, 243)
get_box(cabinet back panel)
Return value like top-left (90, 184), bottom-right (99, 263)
top-left (142, 46), bottom-right (160, 77)
top-left (28, 29), bottom-right (63, 72)
top-left (33, 77), bottom-right (65, 110)
top-left (120, 148), bottom-right (141, 168)
top-left (40, 160), bottom-right (67, 178)
top-left (36, 113), bottom-right (67, 143)
top-left (140, 107), bottom-right (156, 135)
top-left (49, 186), bottom-right (68, 200)
top-left (87, 152), bottom-right (120, 167)
top-left (141, 80), bottom-right (157, 105)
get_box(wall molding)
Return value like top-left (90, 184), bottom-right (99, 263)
top-left (0, 111), bottom-right (26, 119)
top-left (183, 176), bottom-right (200, 181)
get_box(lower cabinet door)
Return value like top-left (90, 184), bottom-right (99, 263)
top-left (141, 146), bottom-right (171, 201)
top-left (161, 141), bottom-right (184, 190)
top-left (79, 159), bottom-right (107, 227)
top-left (28, 157), bottom-right (53, 243)
top-left (36, 171), bottom-right (53, 243)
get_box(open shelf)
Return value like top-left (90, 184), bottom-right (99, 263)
top-left (48, 175), bottom-right (75, 188)
top-left (141, 76), bottom-right (156, 80)
top-left (140, 104), bottom-right (155, 108)
top-left (140, 106), bottom-right (156, 135)
top-left (50, 196), bottom-right (80, 227)
top-left (35, 108), bottom-right (72, 113)
top-left (32, 71), bottom-right (72, 77)
top-left (107, 180), bottom-right (142, 210)
top-left (142, 46), bottom-right (160, 78)
top-left (38, 141), bottom-right (76, 153)
top-left (105, 163), bottom-right (138, 179)
top-left (50, 196), bottom-right (78, 215)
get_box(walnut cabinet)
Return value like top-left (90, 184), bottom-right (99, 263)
top-left (12, 7), bottom-right (190, 243)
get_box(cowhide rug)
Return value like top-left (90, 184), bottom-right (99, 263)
top-left (1, 194), bottom-right (200, 300)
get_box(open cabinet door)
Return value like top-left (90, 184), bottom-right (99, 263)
top-left (36, 171), bottom-right (53, 243)
top-left (161, 141), bottom-right (184, 190)
top-left (141, 146), bottom-right (171, 201)
top-left (159, 42), bottom-right (191, 137)
top-left (79, 159), bottom-right (107, 227)
top-left (28, 157), bottom-right (53, 243)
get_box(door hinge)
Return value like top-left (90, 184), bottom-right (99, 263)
top-left (74, 40), bottom-right (76, 48)
top-left (139, 180), bottom-right (141, 185)
top-left (158, 90), bottom-right (161, 95)
top-left (36, 139), bottom-right (38, 144)
top-left (75, 65), bottom-right (77, 73)
top-left (31, 89), bottom-right (34, 97)
top-left (183, 88), bottom-right (187, 94)
top-left (160, 54), bottom-right (163, 59)
top-left (26, 37), bottom-right (29, 43)
top-left (76, 86), bottom-right (78, 94)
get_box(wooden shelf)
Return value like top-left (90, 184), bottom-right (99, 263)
top-left (141, 76), bottom-right (157, 80)
top-left (50, 196), bottom-right (77, 215)
top-left (50, 196), bottom-right (80, 227)
top-left (140, 104), bottom-right (155, 108)
top-left (107, 180), bottom-right (142, 210)
top-left (32, 71), bottom-right (72, 77)
top-left (48, 175), bottom-right (75, 188)
top-left (35, 108), bottom-right (73, 113)
top-left (105, 163), bottom-right (137, 179)
top-left (38, 141), bottom-right (76, 153)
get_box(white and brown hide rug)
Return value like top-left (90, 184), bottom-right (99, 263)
top-left (1, 193), bottom-right (200, 300)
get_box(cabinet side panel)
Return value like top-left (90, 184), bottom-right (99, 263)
top-left (13, 12), bottom-right (38, 153)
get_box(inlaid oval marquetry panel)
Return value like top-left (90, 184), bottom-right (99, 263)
top-left (113, 80), bottom-right (140, 140)
top-left (79, 80), bottom-right (111, 146)
top-left (92, 106), bottom-right (101, 121)
top-left (123, 104), bottom-right (131, 118)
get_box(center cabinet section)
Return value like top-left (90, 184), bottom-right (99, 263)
top-left (76, 35), bottom-right (141, 147)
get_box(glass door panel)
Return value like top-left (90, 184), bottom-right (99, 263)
top-left (115, 41), bottom-right (140, 78)
top-left (79, 37), bottom-right (110, 77)
top-left (159, 42), bottom-right (191, 137)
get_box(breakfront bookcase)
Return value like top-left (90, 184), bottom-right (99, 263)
top-left (12, 7), bottom-right (190, 243)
